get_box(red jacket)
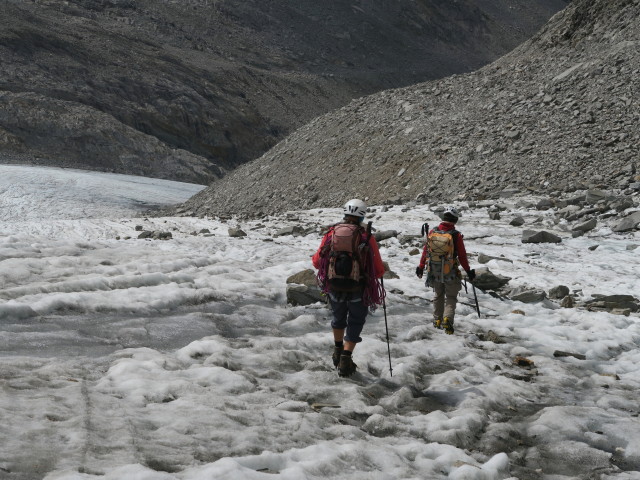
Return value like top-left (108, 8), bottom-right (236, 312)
top-left (312, 225), bottom-right (385, 279)
top-left (418, 221), bottom-right (470, 272)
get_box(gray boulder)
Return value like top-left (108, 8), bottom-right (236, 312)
top-left (286, 285), bottom-right (325, 306)
top-left (510, 287), bottom-right (547, 303)
top-left (585, 189), bottom-right (607, 204)
top-left (516, 200), bottom-right (536, 209)
top-left (473, 267), bottom-right (511, 291)
top-left (612, 212), bottom-right (640, 233)
top-left (557, 205), bottom-right (581, 218)
top-left (572, 218), bottom-right (597, 233)
top-left (274, 226), bottom-right (305, 237)
top-left (585, 295), bottom-right (639, 313)
top-left (522, 230), bottom-right (562, 244)
top-left (536, 198), bottom-right (554, 210)
top-left (286, 269), bottom-right (318, 285)
top-left (612, 197), bottom-right (635, 212)
top-left (286, 269), bottom-right (324, 306)
top-left (137, 230), bottom-right (172, 240)
top-left (510, 216), bottom-right (525, 227)
top-left (477, 253), bottom-right (513, 264)
top-left (382, 262), bottom-right (399, 279)
top-left (152, 231), bottom-right (173, 240)
top-left (549, 285), bottom-right (570, 299)
top-left (557, 194), bottom-right (586, 208)
top-left (374, 230), bottom-right (398, 242)
top-left (228, 228), bottom-right (247, 238)
top-left (398, 234), bottom-right (422, 245)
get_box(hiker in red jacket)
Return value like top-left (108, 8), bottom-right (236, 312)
top-left (416, 206), bottom-right (475, 335)
top-left (312, 199), bottom-right (385, 377)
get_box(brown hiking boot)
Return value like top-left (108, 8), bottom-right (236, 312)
top-left (332, 345), bottom-right (343, 368)
top-left (443, 317), bottom-right (454, 335)
top-left (338, 353), bottom-right (357, 377)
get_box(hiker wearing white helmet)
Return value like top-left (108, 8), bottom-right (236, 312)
top-left (416, 205), bottom-right (475, 334)
top-left (312, 199), bottom-right (385, 377)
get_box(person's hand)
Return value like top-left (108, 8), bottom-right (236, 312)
top-left (467, 269), bottom-right (476, 282)
top-left (415, 266), bottom-right (424, 278)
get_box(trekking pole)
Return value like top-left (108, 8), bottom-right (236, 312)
top-left (380, 278), bottom-right (393, 377)
top-left (471, 282), bottom-right (481, 319)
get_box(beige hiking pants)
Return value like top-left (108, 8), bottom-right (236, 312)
top-left (433, 280), bottom-right (462, 323)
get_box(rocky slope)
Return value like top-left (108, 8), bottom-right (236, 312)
top-left (183, 0), bottom-right (639, 216)
top-left (0, 0), bottom-right (566, 183)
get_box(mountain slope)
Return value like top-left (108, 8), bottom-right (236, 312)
top-left (183, 0), bottom-right (638, 216)
top-left (0, 0), bottom-right (566, 183)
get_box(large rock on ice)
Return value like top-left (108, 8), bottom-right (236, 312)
top-left (585, 295), bottom-right (639, 313)
top-left (612, 211), bottom-right (640, 233)
top-left (509, 287), bottom-right (547, 303)
top-left (286, 269), bottom-right (325, 306)
top-left (522, 230), bottom-right (562, 244)
top-left (473, 267), bottom-right (511, 291)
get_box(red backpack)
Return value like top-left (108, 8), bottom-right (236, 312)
top-left (325, 224), bottom-right (367, 292)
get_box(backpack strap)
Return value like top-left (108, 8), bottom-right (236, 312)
top-left (451, 229), bottom-right (459, 258)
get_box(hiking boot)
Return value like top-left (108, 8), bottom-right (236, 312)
top-left (442, 317), bottom-right (454, 335)
top-left (338, 353), bottom-right (357, 377)
top-left (433, 318), bottom-right (442, 329)
top-left (332, 345), bottom-right (344, 368)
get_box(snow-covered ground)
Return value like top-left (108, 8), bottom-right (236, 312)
top-left (1, 166), bottom-right (639, 480)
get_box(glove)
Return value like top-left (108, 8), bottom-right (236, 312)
top-left (415, 266), bottom-right (424, 279)
top-left (467, 269), bottom-right (476, 282)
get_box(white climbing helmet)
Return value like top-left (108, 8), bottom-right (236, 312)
top-left (442, 205), bottom-right (461, 221)
top-left (343, 199), bottom-right (367, 218)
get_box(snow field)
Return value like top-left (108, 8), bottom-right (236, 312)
top-left (1, 166), bottom-right (640, 479)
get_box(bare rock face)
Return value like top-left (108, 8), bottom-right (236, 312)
top-left (0, 0), bottom-right (565, 183)
top-left (184, 0), bottom-right (639, 217)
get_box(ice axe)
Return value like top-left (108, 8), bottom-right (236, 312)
top-left (465, 278), bottom-right (481, 319)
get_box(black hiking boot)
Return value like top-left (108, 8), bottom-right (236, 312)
top-left (338, 352), bottom-right (357, 377)
top-left (433, 318), bottom-right (443, 329)
top-left (332, 345), bottom-right (344, 368)
top-left (443, 317), bottom-right (454, 335)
